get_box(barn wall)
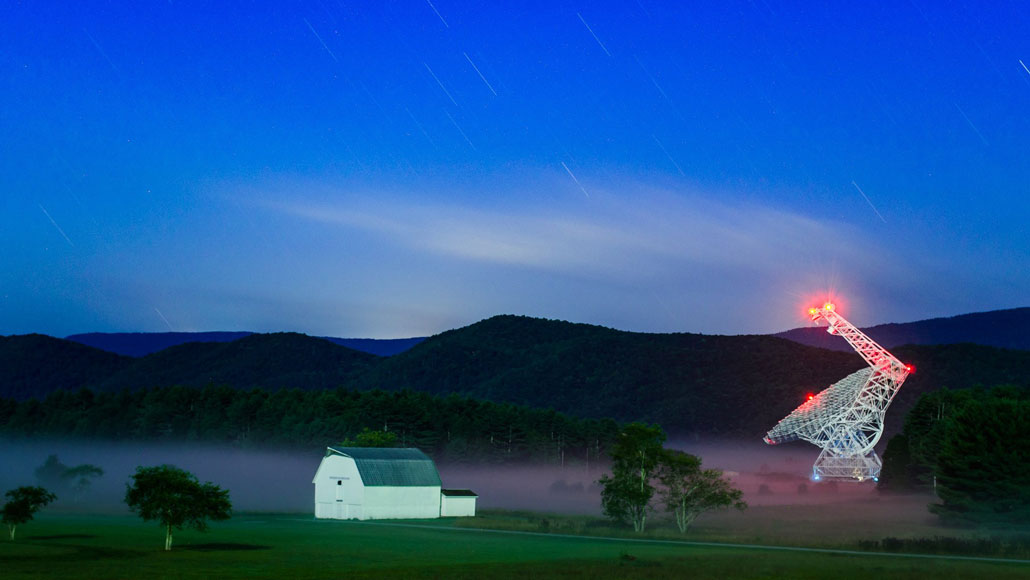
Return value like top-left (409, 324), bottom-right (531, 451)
top-left (362, 486), bottom-right (441, 520)
top-left (440, 496), bottom-right (476, 517)
top-left (313, 455), bottom-right (366, 519)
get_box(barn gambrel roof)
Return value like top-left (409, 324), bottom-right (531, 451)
top-left (326, 447), bottom-right (442, 487)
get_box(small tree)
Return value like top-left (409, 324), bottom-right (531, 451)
top-left (657, 450), bottom-right (746, 533)
top-left (64, 464), bottom-right (105, 497)
top-left (2, 486), bottom-right (57, 540)
top-left (598, 423), bottom-right (666, 532)
top-left (34, 455), bottom-right (69, 489)
top-left (339, 428), bottom-right (398, 448)
top-left (34, 455), bottom-right (104, 500)
top-left (124, 465), bottom-right (232, 551)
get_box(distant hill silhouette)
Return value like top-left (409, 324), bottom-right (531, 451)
top-left (66, 332), bottom-right (252, 357)
top-left (4, 312), bottom-right (1028, 439)
top-left (95, 333), bottom-right (379, 392)
top-left (774, 307), bottom-right (1030, 352)
top-left (66, 331), bottom-right (425, 357)
top-left (0, 334), bottom-right (131, 399)
top-left (318, 336), bottom-right (425, 356)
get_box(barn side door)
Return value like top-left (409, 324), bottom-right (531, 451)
top-left (334, 480), bottom-right (345, 518)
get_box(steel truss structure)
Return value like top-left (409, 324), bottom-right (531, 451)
top-left (763, 303), bottom-right (912, 482)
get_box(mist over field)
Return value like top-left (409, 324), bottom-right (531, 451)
top-left (1, 438), bottom-right (890, 516)
top-left (0, 439), bottom-right (322, 512)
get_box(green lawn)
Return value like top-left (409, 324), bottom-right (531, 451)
top-left (2, 513), bottom-right (1028, 579)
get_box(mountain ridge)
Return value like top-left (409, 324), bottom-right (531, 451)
top-left (65, 331), bottom-right (426, 357)
top-left (61, 306), bottom-right (1030, 358)
top-left (774, 307), bottom-right (1030, 352)
top-left (348, 314), bottom-right (1030, 438)
top-left (4, 310), bottom-right (1028, 440)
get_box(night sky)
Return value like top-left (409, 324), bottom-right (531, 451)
top-left (3, 2), bottom-right (1028, 339)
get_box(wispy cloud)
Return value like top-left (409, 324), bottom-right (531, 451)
top-left (254, 182), bottom-right (888, 284)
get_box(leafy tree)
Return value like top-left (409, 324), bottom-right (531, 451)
top-left (598, 423), bottom-right (666, 532)
top-left (657, 449), bottom-right (746, 533)
top-left (339, 427), bottom-right (399, 448)
top-left (124, 465), bottom-right (232, 551)
top-left (2, 486), bottom-right (56, 540)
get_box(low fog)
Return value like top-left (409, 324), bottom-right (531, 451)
top-left (0, 438), bottom-right (879, 515)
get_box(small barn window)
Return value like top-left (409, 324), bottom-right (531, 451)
top-left (337, 480), bottom-right (342, 486)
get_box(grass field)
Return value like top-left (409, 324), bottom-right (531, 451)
top-left (2, 511), bottom-right (1029, 579)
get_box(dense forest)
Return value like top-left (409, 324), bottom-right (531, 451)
top-left (3, 315), bottom-right (1029, 439)
top-left (878, 385), bottom-right (1030, 525)
top-left (0, 386), bottom-right (619, 466)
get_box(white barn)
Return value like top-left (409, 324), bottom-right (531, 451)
top-left (312, 447), bottom-right (476, 520)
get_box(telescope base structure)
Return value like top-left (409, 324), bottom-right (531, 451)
top-left (764, 302), bottom-right (911, 484)
top-left (812, 448), bottom-right (882, 482)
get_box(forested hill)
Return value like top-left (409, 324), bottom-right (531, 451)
top-left (93, 333), bottom-right (380, 392)
top-left (3, 316), bottom-right (1029, 438)
top-left (775, 307), bottom-right (1030, 352)
top-left (350, 315), bottom-right (1030, 437)
top-left (0, 335), bottom-right (131, 400)
top-left (0, 333), bottom-right (378, 399)
top-left (65, 331), bottom-right (425, 357)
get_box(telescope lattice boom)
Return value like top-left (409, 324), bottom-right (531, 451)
top-left (764, 303), bottom-right (911, 482)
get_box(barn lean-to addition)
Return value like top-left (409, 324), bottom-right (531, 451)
top-left (440, 488), bottom-right (478, 517)
top-left (312, 446), bottom-right (476, 520)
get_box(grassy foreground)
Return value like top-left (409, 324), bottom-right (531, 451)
top-left (2, 513), bottom-right (1028, 579)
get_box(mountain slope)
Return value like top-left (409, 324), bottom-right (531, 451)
top-left (96, 332), bottom-right (380, 392)
top-left (353, 315), bottom-right (866, 435)
top-left (5, 316), bottom-right (1028, 440)
top-left (65, 332), bottom-right (253, 357)
top-left (353, 315), bottom-right (1030, 438)
top-left (66, 331), bottom-right (425, 357)
top-left (774, 307), bottom-right (1030, 352)
top-left (0, 334), bottom-right (131, 399)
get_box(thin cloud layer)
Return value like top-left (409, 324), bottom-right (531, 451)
top-left (257, 184), bottom-right (887, 285)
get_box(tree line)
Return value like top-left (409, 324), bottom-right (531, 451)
top-left (0, 386), bottom-right (620, 465)
top-left (878, 384), bottom-right (1030, 525)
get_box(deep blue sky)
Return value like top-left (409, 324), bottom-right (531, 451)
top-left (2, 2), bottom-right (1028, 338)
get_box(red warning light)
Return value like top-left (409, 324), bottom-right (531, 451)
top-left (806, 393), bottom-right (814, 401)
top-left (905, 364), bottom-right (915, 374)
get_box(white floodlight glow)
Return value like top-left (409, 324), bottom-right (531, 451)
top-left (764, 303), bottom-right (912, 481)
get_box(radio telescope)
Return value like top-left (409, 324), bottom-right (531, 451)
top-left (764, 302), bottom-right (913, 481)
